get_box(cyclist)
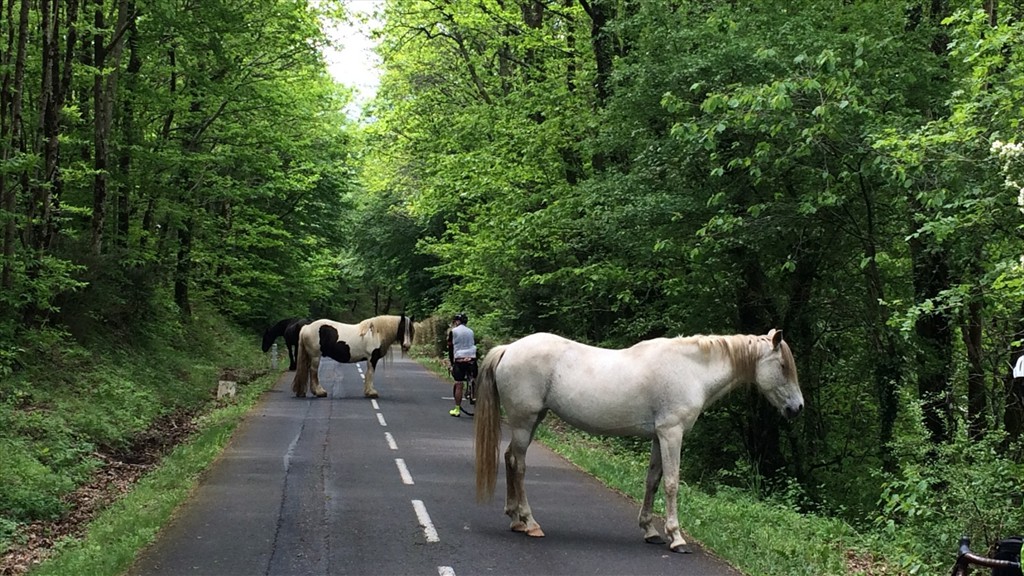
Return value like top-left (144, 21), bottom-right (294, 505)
top-left (447, 312), bottom-right (477, 417)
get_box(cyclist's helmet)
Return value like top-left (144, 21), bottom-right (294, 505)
top-left (454, 312), bottom-right (469, 324)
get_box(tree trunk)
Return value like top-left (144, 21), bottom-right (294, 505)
top-left (173, 216), bottom-right (193, 316)
top-left (1004, 306), bottom-right (1024, 443)
top-left (116, 3), bottom-right (140, 248)
top-left (90, 0), bottom-right (129, 255)
top-left (908, 225), bottom-right (954, 444)
top-left (10, 0), bottom-right (29, 251)
top-left (732, 248), bottom-right (787, 477)
top-left (0, 0), bottom-right (17, 290)
top-left (863, 256), bottom-right (902, 471)
top-left (579, 0), bottom-right (613, 173)
top-left (38, 0), bottom-right (63, 250)
top-left (963, 287), bottom-right (986, 439)
top-left (857, 174), bottom-right (904, 469)
top-left (782, 243), bottom-right (820, 485)
top-left (61, 0), bottom-right (79, 107)
top-left (579, 0), bottom-right (612, 107)
top-left (173, 86), bottom-right (202, 317)
top-left (3, 0), bottom-right (29, 289)
top-left (90, 0), bottom-right (108, 255)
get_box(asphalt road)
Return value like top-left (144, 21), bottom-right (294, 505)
top-left (128, 352), bottom-right (742, 576)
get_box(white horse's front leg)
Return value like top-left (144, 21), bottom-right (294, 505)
top-left (363, 359), bottom-right (379, 398)
top-left (639, 437), bottom-right (664, 544)
top-left (310, 356), bottom-right (328, 397)
top-left (658, 426), bottom-right (691, 553)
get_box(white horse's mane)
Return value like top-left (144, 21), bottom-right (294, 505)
top-left (360, 315), bottom-right (409, 348)
top-left (674, 333), bottom-right (797, 384)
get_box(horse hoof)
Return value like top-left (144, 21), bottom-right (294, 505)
top-left (645, 535), bottom-right (665, 545)
top-left (315, 391), bottom-right (327, 398)
top-left (365, 392), bottom-right (379, 399)
top-left (670, 544), bottom-right (692, 554)
top-left (510, 521), bottom-right (528, 533)
top-left (526, 527), bottom-right (545, 538)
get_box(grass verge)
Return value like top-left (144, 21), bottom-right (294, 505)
top-left (533, 420), bottom-right (896, 576)
top-left (24, 371), bottom-right (280, 576)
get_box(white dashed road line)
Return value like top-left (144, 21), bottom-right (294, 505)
top-left (395, 458), bottom-right (414, 485)
top-left (412, 500), bottom-right (440, 542)
top-left (368, 374), bottom-right (449, 565)
top-left (438, 567), bottom-right (456, 576)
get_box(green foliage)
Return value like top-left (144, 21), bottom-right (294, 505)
top-left (25, 367), bottom-right (277, 576)
top-left (366, 1), bottom-right (1024, 571)
top-left (0, 438), bottom-right (80, 522)
top-left (0, 0), bottom-right (362, 341)
top-left (0, 304), bottom-right (266, 549)
top-left (874, 431), bottom-right (1024, 574)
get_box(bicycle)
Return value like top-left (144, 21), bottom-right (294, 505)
top-left (950, 536), bottom-right (1022, 576)
top-left (465, 370), bottom-right (476, 405)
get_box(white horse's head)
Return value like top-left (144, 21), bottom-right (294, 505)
top-left (755, 329), bottom-right (804, 419)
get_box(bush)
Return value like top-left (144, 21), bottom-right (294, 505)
top-left (873, 430), bottom-right (1024, 574)
top-left (0, 439), bottom-right (77, 522)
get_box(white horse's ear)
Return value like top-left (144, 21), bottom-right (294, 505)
top-left (768, 329), bottom-right (783, 349)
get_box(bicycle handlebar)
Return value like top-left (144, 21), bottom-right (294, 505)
top-left (956, 537), bottom-right (1022, 571)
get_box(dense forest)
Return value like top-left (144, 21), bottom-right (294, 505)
top-left (1, 0), bottom-right (1023, 573)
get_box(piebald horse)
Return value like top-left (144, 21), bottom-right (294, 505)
top-left (261, 317), bottom-right (310, 371)
top-left (475, 329), bottom-right (804, 553)
top-left (292, 314), bottom-right (414, 399)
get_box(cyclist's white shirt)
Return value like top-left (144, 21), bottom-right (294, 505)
top-left (451, 324), bottom-right (477, 359)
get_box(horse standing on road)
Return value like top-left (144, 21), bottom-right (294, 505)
top-left (261, 317), bottom-right (310, 371)
top-left (291, 314), bottom-right (414, 399)
top-left (474, 329), bottom-right (804, 553)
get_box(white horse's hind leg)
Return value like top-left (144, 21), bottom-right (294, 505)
top-left (504, 424), bottom-right (544, 537)
top-left (310, 355), bottom-right (328, 397)
top-left (504, 450), bottom-right (521, 523)
top-left (639, 437), bottom-right (665, 544)
top-left (657, 426), bottom-right (691, 553)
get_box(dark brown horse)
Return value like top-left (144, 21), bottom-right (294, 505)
top-left (261, 317), bottom-right (310, 371)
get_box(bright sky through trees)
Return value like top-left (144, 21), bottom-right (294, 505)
top-left (323, 1), bottom-right (383, 116)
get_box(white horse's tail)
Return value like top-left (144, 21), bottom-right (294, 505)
top-left (291, 334), bottom-right (311, 396)
top-left (475, 345), bottom-right (507, 502)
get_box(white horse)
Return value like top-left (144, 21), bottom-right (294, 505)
top-left (291, 314), bottom-right (414, 399)
top-left (475, 329), bottom-right (804, 553)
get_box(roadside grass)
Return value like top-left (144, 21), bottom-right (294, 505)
top-left (533, 422), bottom-right (898, 576)
top-left (410, 345), bottom-right (448, 379)
top-left (0, 303), bottom-right (277, 575)
top-left (26, 369), bottom-right (278, 576)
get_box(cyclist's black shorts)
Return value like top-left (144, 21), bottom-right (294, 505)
top-left (452, 358), bottom-right (478, 382)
